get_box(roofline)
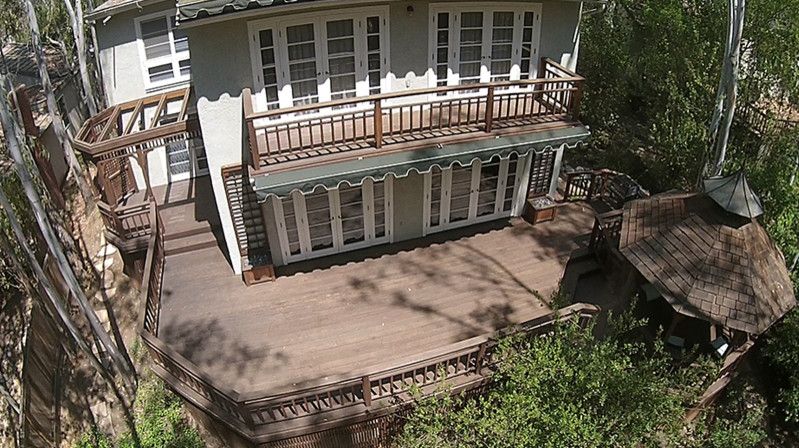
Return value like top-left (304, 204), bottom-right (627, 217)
top-left (86, 0), bottom-right (172, 21)
top-left (177, 0), bottom-right (602, 28)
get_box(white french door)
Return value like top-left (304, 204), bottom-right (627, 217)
top-left (249, 7), bottom-right (389, 112)
top-left (272, 177), bottom-right (394, 263)
top-left (423, 155), bottom-right (526, 235)
top-left (429, 3), bottom-right (542, 88)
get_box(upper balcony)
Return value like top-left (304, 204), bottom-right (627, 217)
top-left (243, 58), bottom-right (584, 173)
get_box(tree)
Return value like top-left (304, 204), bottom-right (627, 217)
top-left (396, 322), bottom-right (714, 447)
top-left (23, 0), bottom-right (94, 205)
top-left (0, 68), bottom-right (135, 391)
top-left (63, 0), bottom-right (98, 116)
top-left (705, 0), bottom-right (746, 178)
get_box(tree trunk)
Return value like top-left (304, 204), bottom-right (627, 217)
top-left (64, 0), bottom-right (98, 116)
top-left (23, 0), bottom-right (95, 207)
top-left (0, 71), bottom-right (135, 392)
top-left (86, 0), bottom-right (106, 106)
top-left (0, 188), bottom-right (139, 436)
top-left (706, 0), bottom-right (746, 178)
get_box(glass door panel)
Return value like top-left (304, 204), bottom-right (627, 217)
top-left (429, 166), bottom-right (444, 228)
top-left (338, 183), bottom-right (366, 246)
top-left (503, 154), bottom-right (519, 213)
top-left (258, 29), bottom-right (280, 110)
top-left (326, 19), bottom-right (357, 101)
top-left (490, 12), bottom-right (514, 82)
top-left (281, 196), bottom-right (303, 257)
top-left (365, 16), bottom-right (383, 95)
top-left (304, 188), bottom-right (335, 252)
top-left (373, 180), bottom-right (387, 239)
top-left (449, 164), bottom-right (473, 223)
top-left (477, 158), bottom-right (501, 217)
top-left (458, 12), bottom-right (483, 85)
top-left (286, 23), bottom-right (320, 106)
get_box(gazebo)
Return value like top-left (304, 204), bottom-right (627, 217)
top-left (614, 172), bottom-right (795, 353)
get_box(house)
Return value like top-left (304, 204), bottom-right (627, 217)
top-left (77, 0), bottom-right (604, 445)
top-left (0, 42), bottom-right (88, 189)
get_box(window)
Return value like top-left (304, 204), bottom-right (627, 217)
top-left (249, 7), bottom-right (389, 111)
top-left (136, 12), bottom-right (191, 89)
top-left (430, 3), bottom-right (541, 87)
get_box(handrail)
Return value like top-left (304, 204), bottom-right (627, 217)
top-left (139, 292), bottom-right (600, 434)
top-left (243, 57), bottom-right (585, 170)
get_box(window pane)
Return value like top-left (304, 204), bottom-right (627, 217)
top-left (141, 17), bottom-right (170, 60)
top-left (326, 19), bottom-right (353, 39)
top-left (461, 12), bottom-right (483, 28)
top-left (178, 58), bottom-right (191, 77)
top-left (148, 63), bottom-right (174, 82)
top-left (367, 16), bottom-right (380, 34)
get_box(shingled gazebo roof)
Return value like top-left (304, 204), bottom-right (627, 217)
top-left (618, 192), bottom-right (796, 335)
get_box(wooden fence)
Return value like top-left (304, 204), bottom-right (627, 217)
top-left (243, 58), bottom-right (584, 170)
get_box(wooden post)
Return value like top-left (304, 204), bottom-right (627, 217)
top-left (475, 342), bottom-right (487, 375)
top-left (135, 148), bottom-right (153, 200)
top-left (373, 100), bottom-right (383, 149)
top-left (362, 375), bottom-right (372, 407)
top-left (485, 86), bottom-right (495, 133)
top-left (242, 88), bottom-right (261, 170)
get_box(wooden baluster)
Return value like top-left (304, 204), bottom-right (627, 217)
top-left (485, 86), bottom-right (495, 132)
top-left (475, 342), bottom-right (487, 375)
top-left (362, 376), bottom-right (372, 407)
top-left (374, 101), bottom-right (383, 149)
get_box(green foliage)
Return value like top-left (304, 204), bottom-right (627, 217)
top-left (763, 310), bottom-right (799, 423)
top-left (0, 0), bottom-right (73, 51)
top-left (578, 0), bottom-right (799, 431)
top-left (689, 374), bottom-right (768, 448)
top-left (396, 321), bottom-right (714, 448)
top-left (73, 375), bottom-right (203, 448)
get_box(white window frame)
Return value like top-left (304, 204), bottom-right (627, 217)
top-left (428, 3), bottom-right (542, 88)
top-left (422, 155), bottom-right (531, 236)
top-left (272, 177), bottom-right (394, 264)
top-left (134, 10), bottom-right (191, 92)
top-left (247, 6), bottom-right (391, 114)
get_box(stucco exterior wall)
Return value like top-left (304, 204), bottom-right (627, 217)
top-left (186, 20), bottom-right (252, 273)
top-left (95, 1), bottom-right (177, 106)
top-left (178, 0), bottom-right (582, 274)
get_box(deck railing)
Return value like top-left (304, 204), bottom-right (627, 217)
top-left (562, 168), bottom-right (648, 208)
top-left (243, 58), bottom-right (584, 170)
top-left (139, 203), bottom-right (163, 335)
top-left (139, 279), bottom-right (599, 441)
top-left (98, 201), bottom-right (153, 250)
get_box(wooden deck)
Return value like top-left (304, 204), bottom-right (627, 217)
top-left (157, 202), bottom-right (595, 395)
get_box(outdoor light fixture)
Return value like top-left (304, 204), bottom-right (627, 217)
top-left (407, 5), bottom-right (415, 16)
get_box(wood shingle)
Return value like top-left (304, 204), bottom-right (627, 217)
top-left (618, 193), bottom-right (796, 335)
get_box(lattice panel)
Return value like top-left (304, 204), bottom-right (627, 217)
top-left (221, 165), bottom-right (268, 264)
top-left (528, 149), bottom-right (556, 197)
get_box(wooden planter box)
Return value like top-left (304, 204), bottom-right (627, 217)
top-left (243, 264), bottom-right (276, 286)
top-left (524, 196), bottom-right (558, 225)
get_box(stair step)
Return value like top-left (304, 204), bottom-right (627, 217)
top-left (165, 224), bottom-right (219, 241)
top-left (164, 231), bottom-right (219, 256)
top-left (561, 258), bottom-right (602, 299)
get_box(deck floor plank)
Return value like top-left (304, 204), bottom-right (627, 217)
top-left (157, 203), bottom-right (594, 394)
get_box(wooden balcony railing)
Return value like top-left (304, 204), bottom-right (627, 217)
top-left (139, 271), bottom-right (600, 443)
top-left (98, 201), bottom-right (153, 252)
top-left (243, 58), bottom-right (584, 171)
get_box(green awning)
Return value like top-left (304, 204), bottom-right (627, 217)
top-left (252, 125), bottom-right (590, 201)
top-left (178, 0), bottom-right (316, 22)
